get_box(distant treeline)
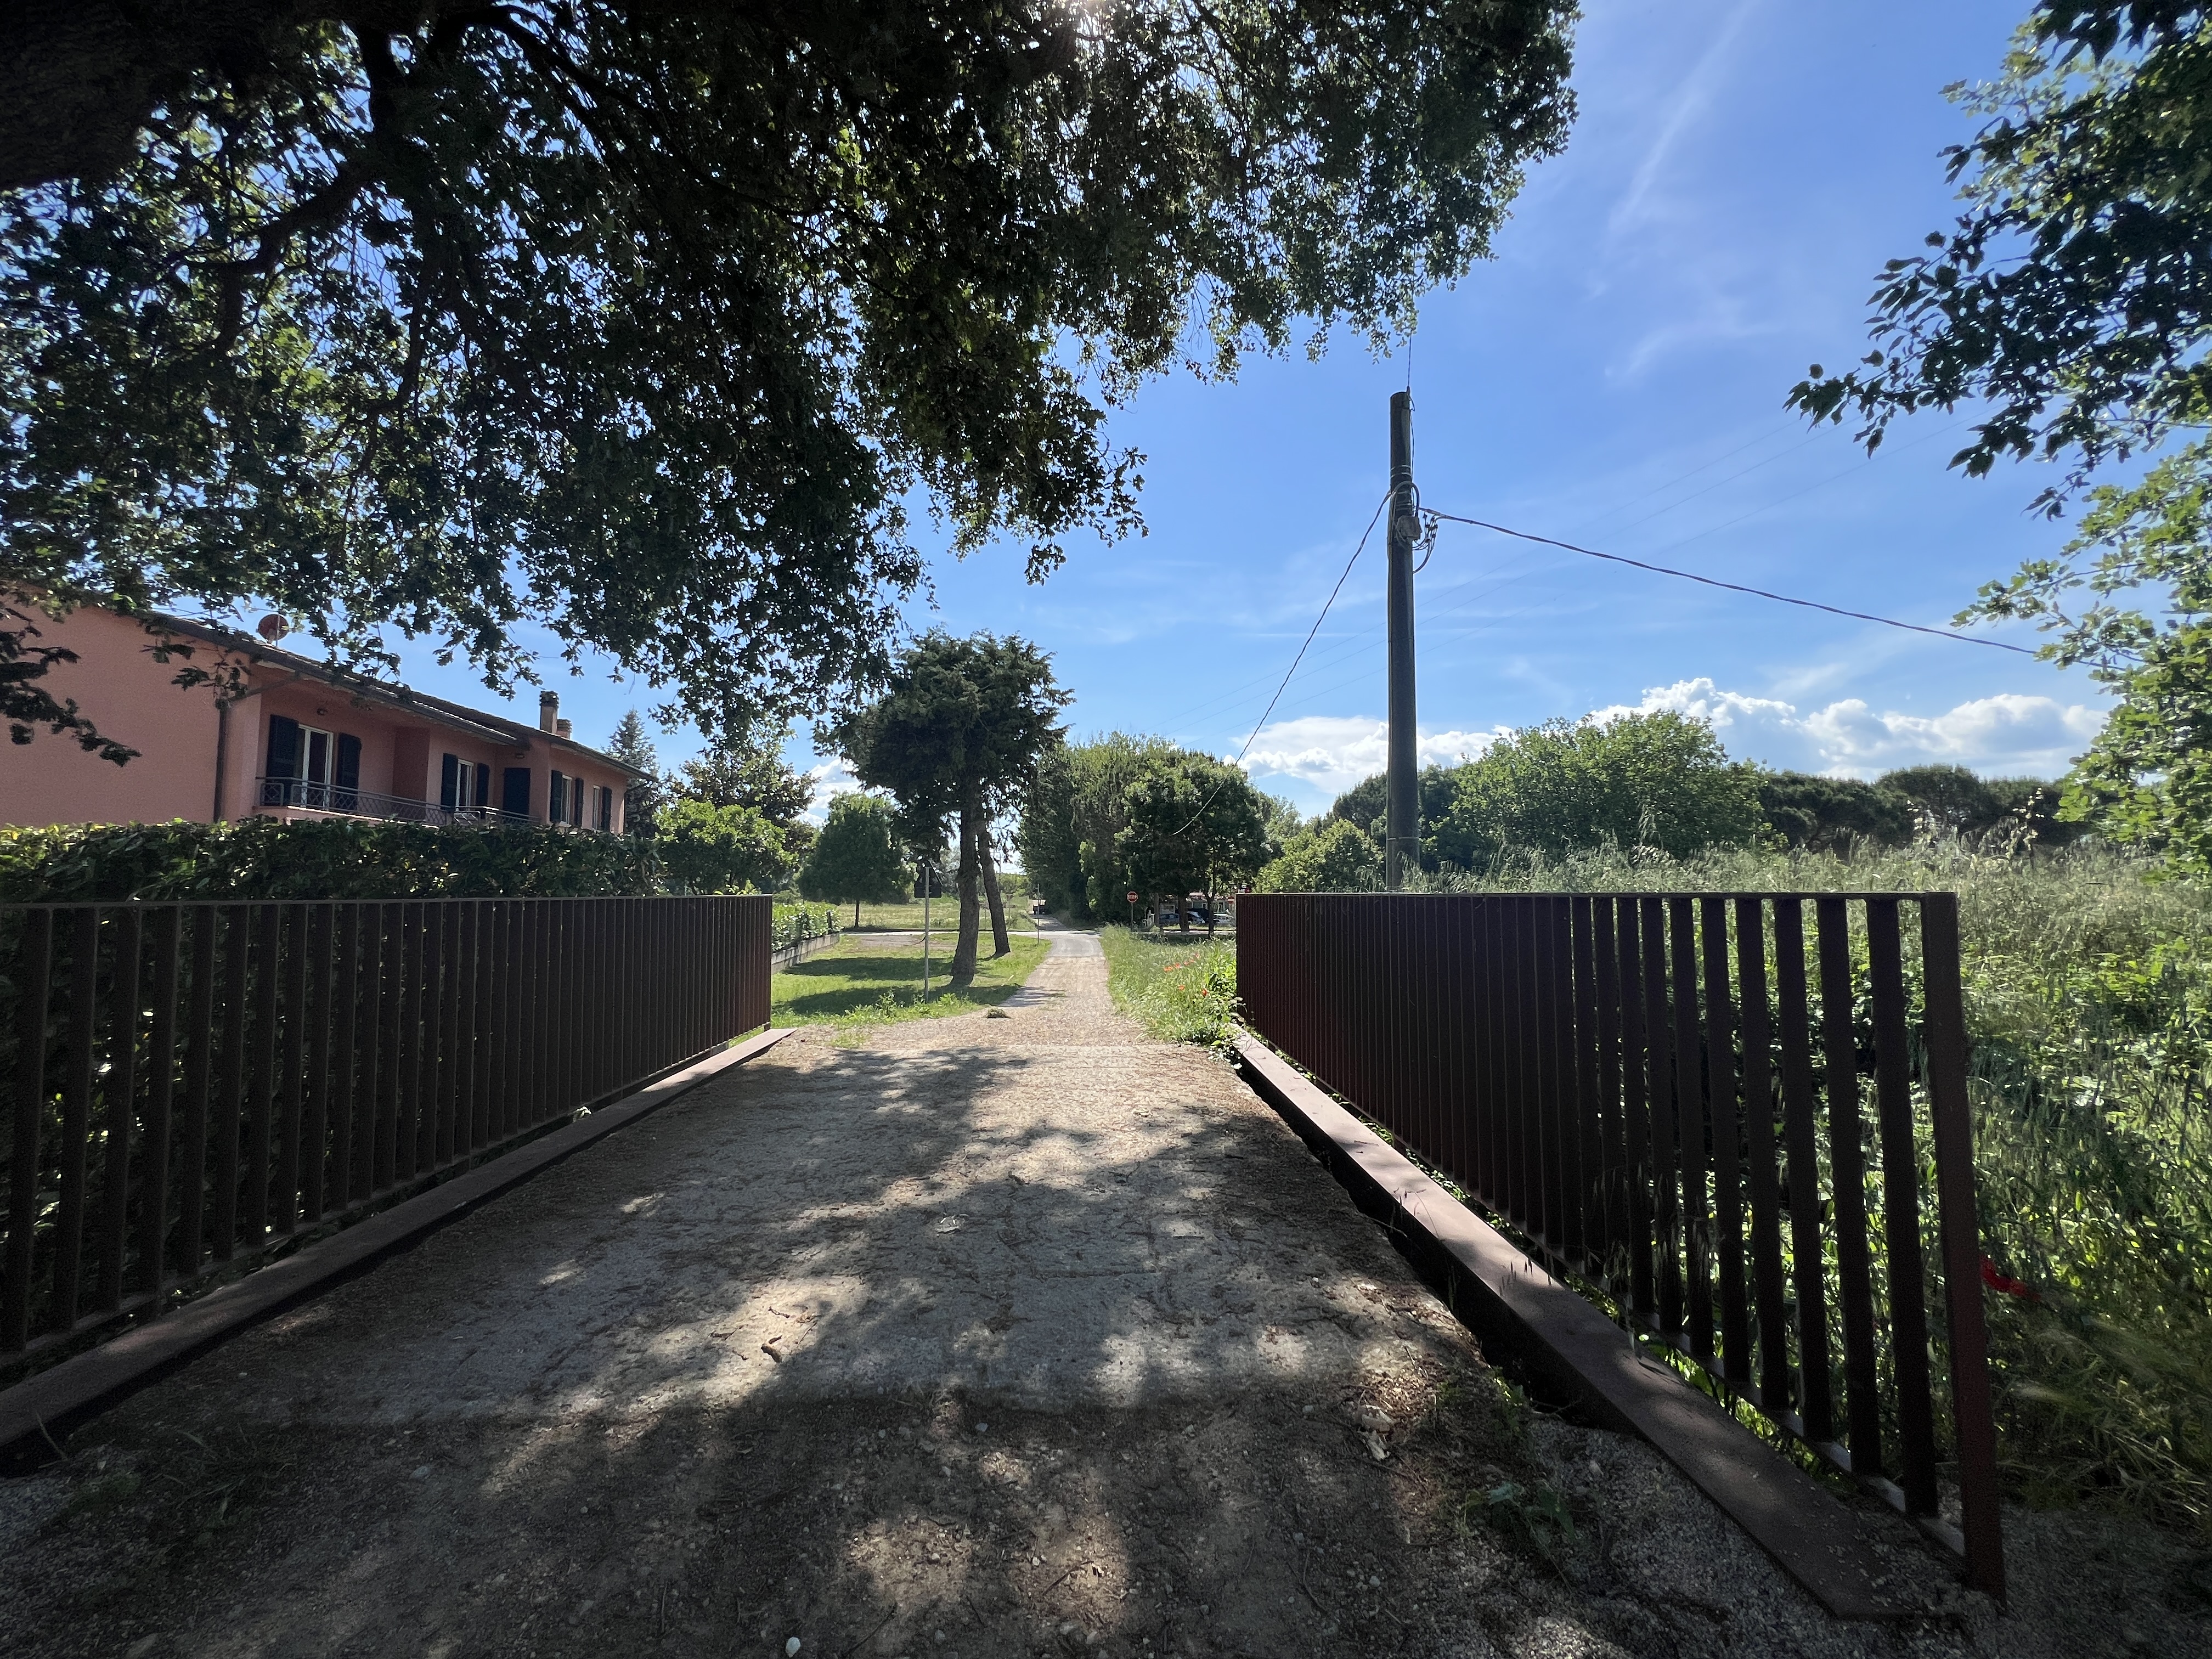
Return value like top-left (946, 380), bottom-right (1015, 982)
top-left (1021, 713), bottom-right (2090, 918)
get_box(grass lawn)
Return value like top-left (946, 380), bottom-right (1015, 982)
top-left (771, 933), bottom-right (1051, 1031)
top-left (843, 899), bottom-right (1044, 933)
top-left (1098, 926), bottom-right (1237, 1045)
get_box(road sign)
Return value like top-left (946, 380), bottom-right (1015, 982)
top-left (1125, 891), bottom-right (1138, 904)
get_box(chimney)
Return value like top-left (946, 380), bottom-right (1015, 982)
top-left (539, 690), bottom-right (558, 733)
top-left (557, 718), bottom-right (573, 738)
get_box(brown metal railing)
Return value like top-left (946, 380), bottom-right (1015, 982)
top-left (1238, 891), bottom-right (2002, 1598)
top-left (2, 895), bottom-right (771, 1363)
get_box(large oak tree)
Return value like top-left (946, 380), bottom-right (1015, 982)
top-left (2, 1), bottom-right (1576, 746)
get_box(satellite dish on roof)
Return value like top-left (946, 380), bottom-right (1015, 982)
top-left (256, 614), bottom-right (288, 643)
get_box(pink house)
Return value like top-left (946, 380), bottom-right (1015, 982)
top-left (2, 603), bottom-right (642, 832)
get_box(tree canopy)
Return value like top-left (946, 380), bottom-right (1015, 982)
top-left (1257, 817), bottom-right (1381, 892)
top-left (673, 727), bottom-right (815, 830)
top-left (1787, 3), bottom-right (2210, 862)
top-left (603, 709), bottom-right (666, 836)
top-left (1115, 749), bottom-right (1274, 927)
top-left (832, 631), bottom-right (1067, 977)
top-left (1434, 712), bottom-right (1765, 866)
top-left (798, 793), bottom-right (910, 924)
top-left (1, 1), bottom-right (1576, 741)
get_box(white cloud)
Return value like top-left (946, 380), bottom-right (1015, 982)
top-left (1240, 715), bottom-right (1500, 798)
top-left (1594, 677), bottom-right (2106, 778)
top-left (800, 758), bottom-right (862, 825)
top-left (1244, 680), bottom-right (2106, 802)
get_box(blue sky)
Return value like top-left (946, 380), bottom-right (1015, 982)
top-left (384, 0), bottom-right (2102, 822)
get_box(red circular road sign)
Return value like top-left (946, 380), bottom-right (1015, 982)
top-left (1125, 891), bottom-right (1139, 903)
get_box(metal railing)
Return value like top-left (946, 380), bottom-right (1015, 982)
top-left (256, 775), bottom-right (536, 827)
top-left (2, 895), bottom-right (771, 1364)
top-left (1237, 891), bottom-right (2002, 1598)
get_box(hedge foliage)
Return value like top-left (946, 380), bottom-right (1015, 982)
top-left (0, 818), bottom-right (664, 902)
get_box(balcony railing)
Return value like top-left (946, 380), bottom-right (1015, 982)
top-left (256, 776), bottom-right (533, 828)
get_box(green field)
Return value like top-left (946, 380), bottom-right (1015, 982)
top-left (841, 898), bottom-right (1044, 933)
top-left (771, 933), bottom-right (1051, 1030)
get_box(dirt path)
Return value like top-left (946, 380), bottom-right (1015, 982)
top-left (2, 934), bottom-right (2204, 1658)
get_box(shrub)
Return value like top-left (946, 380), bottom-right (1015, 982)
top-left (0, 817), bottom-right (662, 902)
top-left (1257, 817), bottom-right (1381, 891)
top-left (656, 799), bottom-right (797, 894)
top-left (1434, 711), bottom-right (1765, 867)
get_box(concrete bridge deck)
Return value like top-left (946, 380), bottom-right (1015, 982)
top-left (2, 933), bottom-right (2200, 1658)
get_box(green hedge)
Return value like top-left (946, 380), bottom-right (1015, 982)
top-left (771, 901), bottom-right (842, 951)
top-left (0, 818), bottom-right (664, 902)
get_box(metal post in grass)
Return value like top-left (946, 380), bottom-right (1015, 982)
top-left (920, 859), bottom-right (933, 1002)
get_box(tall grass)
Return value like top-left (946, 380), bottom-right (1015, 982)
top-left (1099, 927), bottom-right (1239, 1046)
top-left (1413, 840), bottom-right (2212, 1536)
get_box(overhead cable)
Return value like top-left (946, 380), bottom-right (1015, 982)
top-left (1416, 506), bottom-right (2038, 656)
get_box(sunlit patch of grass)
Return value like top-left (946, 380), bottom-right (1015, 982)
top-left (771, 935), bottom-right (1049, 1037)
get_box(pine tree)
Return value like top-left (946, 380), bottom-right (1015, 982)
top-left (606, 710), bottom-right (668, 837)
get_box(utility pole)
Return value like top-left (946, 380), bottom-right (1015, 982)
top-left (1385, 390), bottom-right (1419, 889)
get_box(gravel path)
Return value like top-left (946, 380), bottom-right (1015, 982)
top-left (2, 932), bottom-right (2204, 1658)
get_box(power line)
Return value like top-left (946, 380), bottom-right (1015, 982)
top-left (1163, 491), bottom-right (1392, 838)
top-left (1417, 506), bottom-right (2038, 656)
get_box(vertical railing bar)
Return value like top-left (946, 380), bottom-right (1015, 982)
top-left (1867, 898), bottom-right (1940, 1514)
top-left (1643, 897), bottom-right (1681, 1338)
top-left (276, 906), bottom-right (308, 1237)
top-left (243, 902), bottom-right (280, 1246)
top-left (4, 909), bottom-right (54, 1350)
top-left (1594, 898), bottom-right (1628, 1305)
top-left (375, 903), bottom-right (403, 1193)
top-left (1918, 893), bottom-right (2005, 1600)
top-left (1817, 896), bottom-right (1884, 1475)
top-left (53, 907), bottom-right (101, 1330)
top-left (1736, 897), bottom-right (1792, 1414)
top-left (329, 904), bottom-right (360, 1216)
top-left (1618, 898), bottom-right (1655, 1328)
top-left (1772, 898), bottom-right (1833, 1440)
top-left (97, 906), bottom-right (143, 1313)
top-left (415, 903), bottom-right (443, 1175)
top-left (179, 910), bottom-right (219, 1273)
top-left (302, 905), bottom-right (333, 1226)
top-left (1702, 895), bottom-right (1750, 1385)
top-left (138, 907), bottom-right (180, 1300)
top-left (1570, 896), bottom-right (1601, 1273)
top-left (1669, 895), bottom-right (1711, 1362)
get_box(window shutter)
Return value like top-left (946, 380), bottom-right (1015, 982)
top-left (266, 715), bottom-right (300, 781)
top-left (336, 733), bottom-right (362, 789)
top-left (441, 753), bottom-right (461, 809)
top-left (549, 770), bottom-right (566, 824)
top-left (501, 767), bottom-right (531, 817)
top-left (476, 763), bottom-right (492, 810)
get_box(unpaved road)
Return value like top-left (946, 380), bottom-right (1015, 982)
top-left (2, 933), bottom-right (2205, 1658)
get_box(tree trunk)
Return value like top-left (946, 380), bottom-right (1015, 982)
top-left (951, 786), bottom-right (981, 982)
top-left (854, 897), bottom-right (861, 928)
top-left (980, 828), bottom-right (1011, 957)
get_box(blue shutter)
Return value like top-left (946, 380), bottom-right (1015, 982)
top-left (266, 715), bottom-right (300, 781)
top-left (501, 767), bottom-right (531, 817)
top-left (441, 753), bottom-right (461, 810)
top-left (549, 771), bottom-right (566, 823)
top-left (335, 733), bottom-right (362, 789)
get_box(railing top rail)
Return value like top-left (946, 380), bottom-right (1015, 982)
top-left (0, 893), bottom-right (775, 913)
top-left (1244, 889), bottom-right (1961, 903)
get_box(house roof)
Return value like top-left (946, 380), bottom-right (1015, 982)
top-left (142, 611), bottom-right (650, 779)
